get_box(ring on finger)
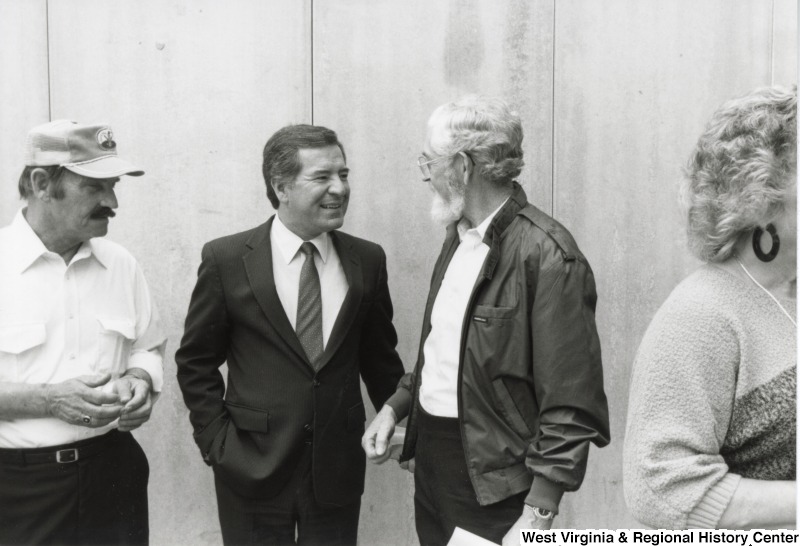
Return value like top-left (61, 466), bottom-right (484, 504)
top-left (82, 415), bottom-right (91, 424)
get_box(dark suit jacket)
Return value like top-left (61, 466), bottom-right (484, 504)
top-left (176, 217), bottom-right (404, 505)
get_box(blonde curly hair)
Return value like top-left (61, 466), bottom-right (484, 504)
top-left (682, 85), bottom-right (797, 262)
top-left (427, 95), bottom-right (524, 186)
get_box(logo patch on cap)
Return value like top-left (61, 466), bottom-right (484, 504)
top-left (96, 129), bottom-right (116, 150)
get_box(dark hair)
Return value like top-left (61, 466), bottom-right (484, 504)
top-left (262, 125), bottom-right (346, 209)
top-left (18, 165), bottom-right (66, 200)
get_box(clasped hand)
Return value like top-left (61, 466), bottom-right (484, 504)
top-left (45, 372), bottom-right (153, 432)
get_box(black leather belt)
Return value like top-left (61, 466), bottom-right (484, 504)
top-left (0, 429), bottom-right (119, 465)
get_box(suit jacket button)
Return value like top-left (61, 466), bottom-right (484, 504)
top-left (304, 423), bottom-right (313, 433)
top-left (312, 379), bottom-right (320, 388)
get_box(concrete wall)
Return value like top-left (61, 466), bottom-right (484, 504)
top-left (0, 0), bottom-right (795, 543)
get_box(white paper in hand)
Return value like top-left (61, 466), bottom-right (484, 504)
top-left (388, 426), bottom-right (406, 460)
top-left (447, 527), bottom-right (498, 546)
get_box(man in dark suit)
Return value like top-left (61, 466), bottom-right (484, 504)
top-left (176, 125), bottom-right (405, 546)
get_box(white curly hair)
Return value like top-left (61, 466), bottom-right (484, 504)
top-left (427, 95), bottom-right (525, 186)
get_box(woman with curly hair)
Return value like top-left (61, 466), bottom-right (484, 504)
top-left (623, 86), bottom-right (797, 529)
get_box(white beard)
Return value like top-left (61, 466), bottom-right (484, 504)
top-left (430, 188), bottom-right (465, 225)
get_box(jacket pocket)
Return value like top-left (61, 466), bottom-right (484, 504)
top-left (468, 305), bottom-right (520, 373)
top-left (96, 316), bottom-right (135, 377)
top-left (226, 401), bottom-right (270, 433)
top-left (0, 323), bottom-right (46, 381)
top-left (346, 402), bottom-right (366, 432)
top-left (471, 304), bottom-right (516, 323)
top-left (195, 411), bottom-right (231, 465)
top-left (491, 378), bottom-right (534, 438)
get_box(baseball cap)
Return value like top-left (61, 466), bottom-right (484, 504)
top-left (24, 120), bottom-right (144, 178)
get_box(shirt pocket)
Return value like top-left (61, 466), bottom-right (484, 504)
top-left (0, 323), bottom-right (46, 381)
top-left (95, 316), bottom-right (135, 378)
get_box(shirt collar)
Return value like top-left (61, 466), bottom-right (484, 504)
top-left (272, 214), bottom-right (330, 264)
top-left (7, 209), bottom-right (107, 273)
top-left (8, 209), bottom-right (48, 273)
top-left (456, 197), bottom-right (509, 244)
top-left (82, 239), bottom-right (110, 269)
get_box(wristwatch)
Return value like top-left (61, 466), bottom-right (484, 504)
top-left (528, 506), bottom-right (555, 521)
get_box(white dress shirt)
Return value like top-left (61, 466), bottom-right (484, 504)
top-left (0, 210), bottom-right (166, 448)
top-left (270, 215), bottom-right (348, 348)
top-left (420, 200), bottom-right (507, 417)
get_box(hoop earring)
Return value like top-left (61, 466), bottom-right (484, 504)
top-left (752, 223), bottom-right (780, 262)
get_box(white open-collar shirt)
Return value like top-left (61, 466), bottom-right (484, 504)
top-left (0, 210), bottom-right (166, 448)
top-left (270, 215), bottom-right (348, 349)
top-left (420, 199), bottom-right (508, 418)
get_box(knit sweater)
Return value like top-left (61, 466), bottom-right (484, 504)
top-left (623, 265), bottom-right (796, 529)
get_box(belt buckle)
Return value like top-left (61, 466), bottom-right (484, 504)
top-left (56, 448), bottom-right (78, 463)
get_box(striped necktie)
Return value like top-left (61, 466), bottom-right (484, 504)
top-left (296, 242), bottom-right (323, 368)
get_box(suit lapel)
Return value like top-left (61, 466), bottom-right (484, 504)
top-left (317, 231), bottom-right (363, 371)
top-left (243, 217), bottom-right (310, 366)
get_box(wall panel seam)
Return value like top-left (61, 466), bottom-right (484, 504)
top-left (770, 0), bottom-right (775, 85)
top-left (310, 0), bottom-right (315, 124)
top-left (45, 0), bottom-right (52, 120)
top-left (550, 0), bottom-right (556, 217)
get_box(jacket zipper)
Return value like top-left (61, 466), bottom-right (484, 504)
top-left (456, 269), bottom-right (490, 504)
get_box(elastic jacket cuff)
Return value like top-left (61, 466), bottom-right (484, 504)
top-left (525, 476), bottom-right (565, 514)
top-left (687, 473), bottom-right (741, 529)
top-left (385, 389), bottom-right (412, 421)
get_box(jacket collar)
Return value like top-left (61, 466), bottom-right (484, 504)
top-left (320, 230), bottom-right (363, 367)
top-left (243, 217), bottom-right (305, 363)
top-left (442, 182), bottom-right (528, 281)
top-left (242, 215), bottom-right (363, 373)
top-left (482, 181), bottom-right (528, 246)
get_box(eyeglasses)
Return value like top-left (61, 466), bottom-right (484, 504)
top-left (417, 152), bottom-right (472, 182)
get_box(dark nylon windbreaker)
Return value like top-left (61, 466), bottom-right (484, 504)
top-left (385, 183), bottom-right (610, 513)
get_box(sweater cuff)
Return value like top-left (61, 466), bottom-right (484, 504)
top-left (525, 476), bottom-right (565, 514)
top-left (687, 473), bottom-right (741, 529)
top-left (384, 388), bottom-right (412, 421)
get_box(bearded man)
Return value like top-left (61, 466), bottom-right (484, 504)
top-left (363, 96), bottom-right (610, 545)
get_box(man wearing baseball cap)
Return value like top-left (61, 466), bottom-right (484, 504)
top-left (0, 120), bottom-right (165, 545)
